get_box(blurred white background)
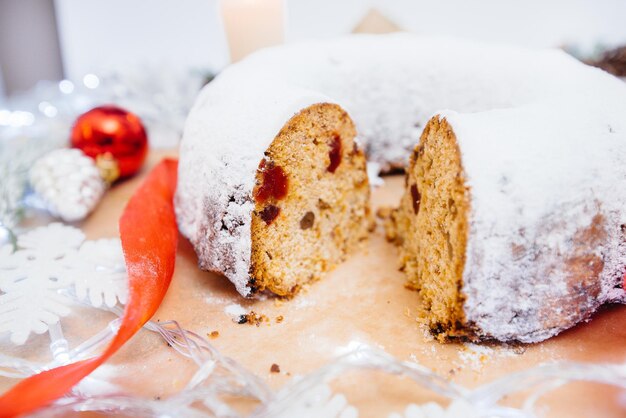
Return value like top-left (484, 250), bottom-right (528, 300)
top-left (1, 0), bottom-right (626, 97)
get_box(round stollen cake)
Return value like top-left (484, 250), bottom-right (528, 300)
top-left (175, 34), bottom-right (626, 342)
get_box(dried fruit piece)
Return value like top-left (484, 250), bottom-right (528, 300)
top-left (260, 205), bottom-right (280, 225)
top-left (327, 133), bottom-right (342, 173)
top-left (448, 198), bottom-right (457, 216)
top-left (411, 184), bottom-right (421, 214)
top-left (317, 199), bottom-right (331, 210)
top-left (300, 211), bottom-right (315, 229)
top-left (255, 164), bottom-right (288, 203)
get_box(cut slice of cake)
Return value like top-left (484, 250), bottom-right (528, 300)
top-left (386, 117), bottom-right (471, 340)
top-left (249, 103), bottom-right (371, 296)
top-left (386, 107), bottom-right (626, 343)
top-left (176, 95), bottom-right (371, 298)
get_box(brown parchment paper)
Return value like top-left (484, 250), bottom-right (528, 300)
top-left (1, 150), bottom-right (625, 417)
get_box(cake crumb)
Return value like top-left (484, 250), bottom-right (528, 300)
top-left (237, 311), bottom-right (269, 326)
top-left (270, 363), bottom-right (280, 373)
top-left (404, 282), bottom-right (418, 290)
top-left (275, 315), bottom-right (284, 323)
top-left (376, 206), bottom-right (393, 219)
top-left (208, 331), bottom-right (219, 339)
top-left (376, 206), bottom-right (399, 240)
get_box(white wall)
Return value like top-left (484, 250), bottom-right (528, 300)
top-left (54, 0), bottom-right (229, 79)
top-left (0, 0), bottom-right (64, 95)
top-left (0, 66), bottom-right (5, 101)
top-left (53, 0), bottom-right (626, 80)
top-left (289, 0), bottom-right (626, 52)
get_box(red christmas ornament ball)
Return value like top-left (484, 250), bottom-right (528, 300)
top-left (71, 105), bottom-right (148, 180)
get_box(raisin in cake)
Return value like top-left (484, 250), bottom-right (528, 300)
top-left (175, 34), bottom-right (626, 341)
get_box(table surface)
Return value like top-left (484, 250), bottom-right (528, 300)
top-left (2, 150), bottom-right (625, 417)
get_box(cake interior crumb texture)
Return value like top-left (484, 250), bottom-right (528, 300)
top-left (249, 103), bottom-right (370, 296)
top-left (391, 117), bottom-right (471, 340)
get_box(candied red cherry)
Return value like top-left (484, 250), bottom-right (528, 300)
top-left (255, 164), bottom-right (288, 203)
top-left (327, 134), bottom-right (342, 173)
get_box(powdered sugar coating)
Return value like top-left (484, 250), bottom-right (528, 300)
top-left (216, 35), bottom-right (580, 171)
top-left (176, 83), bottom-right (329, 296)
top-left (443, 87), bottom-right (626, 342)
top-left (176, 34), bottom-right (626, 339)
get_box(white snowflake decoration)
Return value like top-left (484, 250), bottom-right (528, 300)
top-left (70, 239), bottom-right (128, 308)
top-left (0, 223), bottom-right (127, 345)
top-left (273, 383), bottom-right (358, 418)
top-left (389, 400), bottom-right (482, 418)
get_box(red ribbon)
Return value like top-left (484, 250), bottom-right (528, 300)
top-left (0, 158), bottom-right (179, 417)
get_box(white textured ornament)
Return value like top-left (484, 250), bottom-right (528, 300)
top-left (0, 223), bottom-right (128, 345)
top-left (29, 148), bottom-right (105, 222)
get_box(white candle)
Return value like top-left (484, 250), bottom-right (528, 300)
top-left (221, 0), bottom-right (285, 63)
